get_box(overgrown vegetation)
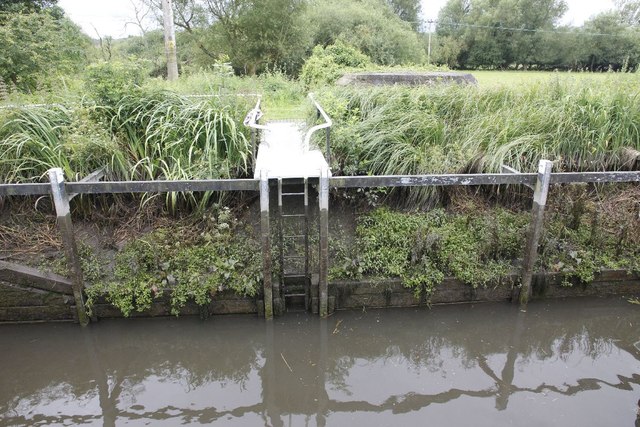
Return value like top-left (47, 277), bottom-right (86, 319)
top-left (84, 206), bottom-right (262, 316)
top-left (330, 206), bottom-right (529, 298)
top-left (329, 184), bottom-right (640, 298)
top-left (540, 185), bottom-right (640, 285)
top-left (0, 64), bottom-right (255, 210)
top-left (317, 77), bottom-right (640, 206)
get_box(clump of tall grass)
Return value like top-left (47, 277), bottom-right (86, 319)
top-left (0, 89), bottom-right (253, 211)
top-left (0, 105), bottom-right (115, 183)
top-left (106, 90), bottom-right (252, 210)
top-left (318, 76), bottom-right (640, 206)
top-left (104, 90), bottom-right (252, 181)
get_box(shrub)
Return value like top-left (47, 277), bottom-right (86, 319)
top-left (84, 60), bottom-right (148, 106)
top-left (301, 41), bottom-right (371, 87)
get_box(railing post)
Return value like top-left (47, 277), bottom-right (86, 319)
top-left (518, 160), bottom-right (553, 307)
top-left (319, 167), bottom-right (330, 317)
top-left (251, 128), bottom-right (257, 166)
top-left (325, 127), bottom-right (331, 165)
top-left (48, 168), bottom-right (90, 326)
top-left (260, 170), bottom-right (273, 319)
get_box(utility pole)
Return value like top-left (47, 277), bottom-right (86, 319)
top-left (162, 0), bottom-right (179, 81)
top-left (427, 20), bottom-right (434, 64)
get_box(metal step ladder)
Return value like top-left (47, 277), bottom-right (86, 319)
top-left (277, 178), bottom-right (310, 311)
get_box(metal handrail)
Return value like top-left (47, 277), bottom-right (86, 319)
top-left (304, 93), bottom-right (333, 161)
top-left (243, 97), bottom-right (268, 163)
top-left (243, 97), bottom-right (269, 131)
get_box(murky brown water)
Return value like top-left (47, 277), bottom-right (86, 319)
top-left (1, 297), bottom-right (639, 426)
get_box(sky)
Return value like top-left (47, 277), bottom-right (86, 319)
top-left (58, 0), bottom-right (617, 39)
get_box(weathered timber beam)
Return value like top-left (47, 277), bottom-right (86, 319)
top-left (549, 171), bottom-right (640, 184)
top-left (330, 174), bottom-right (537, 188)
top-left (0, 183), bottom-right (51, 197)
top-left (0, 261), bottom-right (73, 295)
top-left (69, 167), bottom-right (106, 201)
top-left (65, 179), bottom-right (259, 194)
top-left (260, 171), bottom-right (273, 320)
top-left (519, 160), bottom-right (553, 307)
top-left (330, 171), bottom-right (640, 188)
top-left (319, 167), bottom-right (330, 317)
top-left (49, 168), bottom-right (90, 326)
top-left (501, 164), bottom-right (535, 190)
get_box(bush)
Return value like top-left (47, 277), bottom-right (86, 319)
top-left (84, 60), bottom-right (148, 106)
top-left (85, 207), bottom-right (262, 317)
top-left (300, 41), bottom-right (371, 87)
top-left (306, 0), bottom-right (426, 66)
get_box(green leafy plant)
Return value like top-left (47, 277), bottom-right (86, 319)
top-left (85, 206), bottom-right (262, 317)
top-left (333, 207), bottom-right (529, 299)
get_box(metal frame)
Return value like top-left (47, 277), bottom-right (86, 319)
top-left (307, 93), bottom-right (333, 161)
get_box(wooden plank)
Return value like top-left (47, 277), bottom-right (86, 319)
top-left (319, 167), bottom-right (330, 317)
top-left (0, 183), bottom-right (50, 197)
top-left (1, 172), bottom-right (636, 199)
top-left (49, 168), bottom-right (90, 326)
top-left (330, 173), bottom-right (537, 188)
top-left (260, 171), bottom-right (273, 320)
top-left (519, 160), bottom-right (553, 307)
top-left (0, 261), bottom-right (73, 295)
top-left (550, 171), bottom-right (640, 184)
top-left (501, 164), bottom-right (534, 190)
top-left (66, 179), bottom-right (259, 194)
top-left (69, 167), bottom-right (106, 200)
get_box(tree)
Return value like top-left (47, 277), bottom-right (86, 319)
top-left (0, 10), bottom-right (91, 91)
top-left (307, 0), bottom-right (426, 66)
top-left (615, 0), bottom-right (640, 26)
top-left (386, 0), bottom-right (421, 30)
top-left (435, 0), bottom-right (567, 69)
top-left (0, 0), bottom-right (58, 12)
top-left (580, 12), bottom-right (640, 70)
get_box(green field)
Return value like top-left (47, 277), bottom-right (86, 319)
top-left (470, 70), bottom-right (636, 88)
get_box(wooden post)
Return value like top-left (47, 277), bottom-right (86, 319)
top-left (162, 0), bottom-right (179, 81)
top-left (260, 171), bottom-right (273, 319)
top-left (518, 160), bottom-right (553, 307)
top-left (319, 167), bottom-right (329, 317)
top-left (48, 168), bottom-right (90, 326)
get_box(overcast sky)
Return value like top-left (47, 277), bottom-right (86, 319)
top-left (58, 0), bottom-right (617, 39)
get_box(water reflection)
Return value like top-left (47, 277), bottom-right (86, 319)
top-left (1, 297), bottom-right (639, 426)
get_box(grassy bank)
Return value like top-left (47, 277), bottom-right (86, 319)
top-left (317, 76), bottom-right (640, 206)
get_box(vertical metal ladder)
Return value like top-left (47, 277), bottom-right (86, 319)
top-left (277, 178), bottom-right (310, 311)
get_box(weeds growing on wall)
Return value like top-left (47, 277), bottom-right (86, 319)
top-left (330, 207), bottom-right (530, 298)
top-left (330, 184), bottom-right (640, 298)
top-left (84, 206), bottom-right (262, 317)
top-left (540, 184), bottom-right (640, 286)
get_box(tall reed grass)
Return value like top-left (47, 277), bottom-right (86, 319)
top-left (319, 76), bottom-right (640, 205)
top-left (0, 90), bottom-right (252, 211)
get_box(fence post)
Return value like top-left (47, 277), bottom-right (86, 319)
top-left (319, 167), bottom-right (329, 317)
top-left (518, 160), bottom-right (553, 307)
top-left (260, 170), bottom-right (273, 320)
top-left (48, 168), bottom-right (90, 326)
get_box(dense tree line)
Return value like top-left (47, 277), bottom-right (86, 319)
top-left (435, 0), bottom-right (640, 70)
top-left (126, 0), bottom-right (424, 75)
top-left (2, 0), bottom-right (640, 93)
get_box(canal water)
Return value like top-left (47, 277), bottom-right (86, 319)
top-left (1, 297), bottom-right (639, 426)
